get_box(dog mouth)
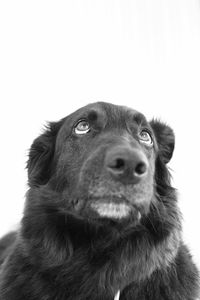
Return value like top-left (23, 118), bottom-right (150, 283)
top-left (89, 196), bottom-right (141, 220)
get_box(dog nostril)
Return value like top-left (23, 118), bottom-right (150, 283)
top-left (134, 162), bottom-right (147, 176)
top-left (108, 158), bottom-right (125, 170)
top-left (115, 158), bottom-right (125, 169)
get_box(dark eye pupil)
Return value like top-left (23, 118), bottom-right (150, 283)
top-left (141, 132), bottom-right (148, 139)
top-left (78, 121), bottom-right (88, 129)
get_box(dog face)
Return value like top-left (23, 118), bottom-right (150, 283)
top-left (27, 102), bottom-right (174, 228)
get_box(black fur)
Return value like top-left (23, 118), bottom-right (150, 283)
top-left (0, 102), bottom-right (199, 299)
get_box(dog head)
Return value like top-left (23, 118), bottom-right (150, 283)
top-left (27, 102), bottom-right (175, 229)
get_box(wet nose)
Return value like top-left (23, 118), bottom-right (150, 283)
top-left (105, 146), bottom-right (149, 184)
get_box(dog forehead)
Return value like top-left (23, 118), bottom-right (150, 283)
top-left (65, 101), bottom-right (144, 122)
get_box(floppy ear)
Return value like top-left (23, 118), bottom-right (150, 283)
top-left (150, 119), bottom-right (175, 164)
top-left (27, 121), bottom-right (61, 187)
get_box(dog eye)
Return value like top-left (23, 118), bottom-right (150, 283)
top-left (74, 120), bottom-right (90, 135)
top-left (138, 130), bottom-right (153, 145)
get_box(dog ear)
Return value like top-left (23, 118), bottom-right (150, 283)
top-left (27, 121), bottom-right (61, 187)
top-left (150, 119), bottom-right (175, 164)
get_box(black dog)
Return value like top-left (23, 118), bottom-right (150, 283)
top-left (0, 102), bottom-right (199, 299)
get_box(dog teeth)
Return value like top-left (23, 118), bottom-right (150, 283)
top-left (91, 202), bottom-right (131, 219)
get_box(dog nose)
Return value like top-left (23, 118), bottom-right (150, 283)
top-left (105, 146), bottom-right (149, 184)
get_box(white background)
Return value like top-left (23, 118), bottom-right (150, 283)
top-left (0, 0), bottom-right (200, 269)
